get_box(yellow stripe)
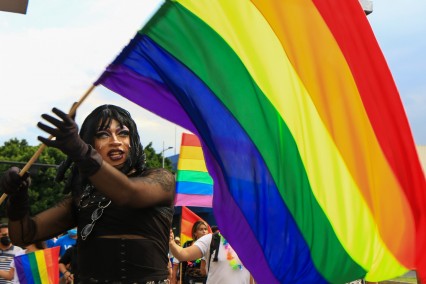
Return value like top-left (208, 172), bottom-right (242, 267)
top-left (178, 158), bottom-right (208, 172)
top-left (177, 0), bottom-right (408, 278)
top-left (180, 145), bottom-right (205, 160)
top-left (34, 250), bottom-right (48, 284)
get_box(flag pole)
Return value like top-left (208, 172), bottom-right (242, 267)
top-left (0, 84), bottom-right (96, 205)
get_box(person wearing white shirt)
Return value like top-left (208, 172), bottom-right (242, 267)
top-left (169, 230), bottom-right (253, 284)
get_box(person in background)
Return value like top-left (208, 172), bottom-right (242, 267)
top-left (59, 244), bottom-right (78, 284)
top-left (175, 220), bottom-right (209, 284)
top-left (54, 229), bottom-right (77, 257)
top-left (0, 241), bottom-right (46, 284)
top-left (170, 236), bottom-right (181, 284)
top-left (0, 224), bottom-right (24, 284)
top-left (1, 104), bottom-right (175, 283)
top-left (169, 229), bottom-right (253, 284)
top-left (210, 226), bottom-right (219, 234)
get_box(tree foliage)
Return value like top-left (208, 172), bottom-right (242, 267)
top-left (144, 142), bottom-right (174, 171)
top-left (0, 139), bottom-right (173, 218)
top-left (0, 139), bottom-right (67, 217)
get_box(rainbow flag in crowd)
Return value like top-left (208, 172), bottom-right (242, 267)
top-left (96, 1), bottom-right (426, 282)
top-left (14, 246), bottom-right (60, 284)
top-left (180, 206), bottom-right (211, 246)
top-left (175, 133), bottom-right (213, 207)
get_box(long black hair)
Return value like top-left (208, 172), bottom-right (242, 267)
top-left (56, 105), bottom-right (146, 195)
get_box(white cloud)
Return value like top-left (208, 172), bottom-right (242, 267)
top-left (0, 0), bottom-right (189, 153)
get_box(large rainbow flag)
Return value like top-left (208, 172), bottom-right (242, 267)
top-left (14, 246), bottom-right (60, 284)
top-left (96, 1), bottom-right (426, 283)
top-left (175, 133), bottom-right (213, 207)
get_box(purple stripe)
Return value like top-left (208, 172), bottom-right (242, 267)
top-left (14, 254), bottom-right (32, 284)
top-left (98, 65), bottom-right (197, 132)
top-left (99, 67), bottom-right (278, 283)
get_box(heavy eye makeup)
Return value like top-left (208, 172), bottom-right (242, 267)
top-left (94, 127), bottom-right (130, 139)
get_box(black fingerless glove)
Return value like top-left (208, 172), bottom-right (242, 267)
top-left (38, 107), bottom-right (103, 177)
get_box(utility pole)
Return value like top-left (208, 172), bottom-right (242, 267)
top-left (161, 141), bottom-right (173, 168)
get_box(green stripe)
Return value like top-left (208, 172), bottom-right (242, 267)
top-left (177, 170), bottom-right (213, 184)
top-left (142, 2), bottom-right (365, 281)
top-left (28, 253), bottom-right (42, 284)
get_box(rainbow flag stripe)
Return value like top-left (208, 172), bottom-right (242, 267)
top-left (96, 1), bottom-right (426, 283)
top-left (15, 246), bottom-right (60, 284)
top-left (175, 133), bottom-right (213, 207)
top-left (180, 206), bottom-right (211, 246)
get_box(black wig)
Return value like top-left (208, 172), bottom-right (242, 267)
top-left (57, 105), bottom-right (146, 195)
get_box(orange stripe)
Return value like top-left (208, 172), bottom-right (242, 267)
top-left (251, 0), bottom-right (414, 266)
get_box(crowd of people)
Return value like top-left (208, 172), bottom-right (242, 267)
top-left (0, 104), bottom-right (254, 284)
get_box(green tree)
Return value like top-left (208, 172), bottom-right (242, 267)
top-left (0, 139), bottom-right (67, 217)
top-left (144, 142), bottom-right (174, 172)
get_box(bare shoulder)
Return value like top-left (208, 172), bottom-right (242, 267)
top-left (140, 168), bottom-right (175, 192)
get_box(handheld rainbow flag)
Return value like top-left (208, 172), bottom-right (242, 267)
top-left (180, 206), bottom-right (211, 246)
top-left (96, 0), bottom-right (426, 282)
top-left (14, 246), bottom-right (60, 284)
top-left (175, 133), bottom-right (213, 207)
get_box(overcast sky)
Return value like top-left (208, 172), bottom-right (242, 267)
top-left (0, 0), bottom-right (425, 156)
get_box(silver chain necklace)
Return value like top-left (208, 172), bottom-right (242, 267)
top-left (78, 185), bottom-right (111, 240)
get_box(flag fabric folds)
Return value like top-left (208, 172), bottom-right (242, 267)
top-left (14, 246), bottom-right (60, 284)
top-left (175, 133), bottom-right (213, 207)
top-left (180, 206), bottom-right (211, 246)
top-left (96, 0), bottom-right (426, 283)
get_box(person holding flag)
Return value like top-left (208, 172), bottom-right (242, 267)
top-left (1, 104), bottom-right (175, 283)
top-left (180, 220), bottom-right (209, 284)
top-left (169, 228), bottom-right (252, 284)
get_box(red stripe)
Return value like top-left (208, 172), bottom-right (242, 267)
top-left (45, 246), bottom-right (60, 283)
top-left (313, 0), bottom-right (426, 276)
top-left (181, 133), bottom-right (202, 147)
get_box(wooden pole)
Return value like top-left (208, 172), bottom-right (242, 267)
top-left (0, 85), bottom-right (96, 205)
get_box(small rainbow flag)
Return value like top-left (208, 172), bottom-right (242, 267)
top-left (14, 246), bottom-right (60, 284)
top-left (175, 133), bottom-right (213, 207)
top-left (181, 206), bottom-right (211, 246)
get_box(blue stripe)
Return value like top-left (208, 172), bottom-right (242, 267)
top-left (107, 34), bottom-right (326, 283)
top-left (176, 181), bottom-right (213, 195)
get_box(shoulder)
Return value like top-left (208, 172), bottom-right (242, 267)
top-left (194, 233), bottom-right (213, 254)
top-left (15, 250), bottom-right (25, 257)
top-left (139, 168), bottom-right (175, 191)
top-left (12, 246), bottom-right (24, 254)
top-left (197, 233), bottom-right (212, 245)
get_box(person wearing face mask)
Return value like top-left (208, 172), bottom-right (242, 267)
top-left (0, 104), bottom-right (175, 284)
top-left (0, 224), bottom-right (24, 284)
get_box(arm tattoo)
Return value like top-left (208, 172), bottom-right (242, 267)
top-left (142, 168), bottom-right (175, 192)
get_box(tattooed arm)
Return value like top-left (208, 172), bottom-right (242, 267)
top-left (88, 163), bottom-right (175, 208)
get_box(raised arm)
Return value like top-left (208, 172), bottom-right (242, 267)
top-left (37, 106), bottom-right (175, 208)
top-left (169, 230), bottom-right (203, 262)
top-left (89, 164), bottom-right (175, 207)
